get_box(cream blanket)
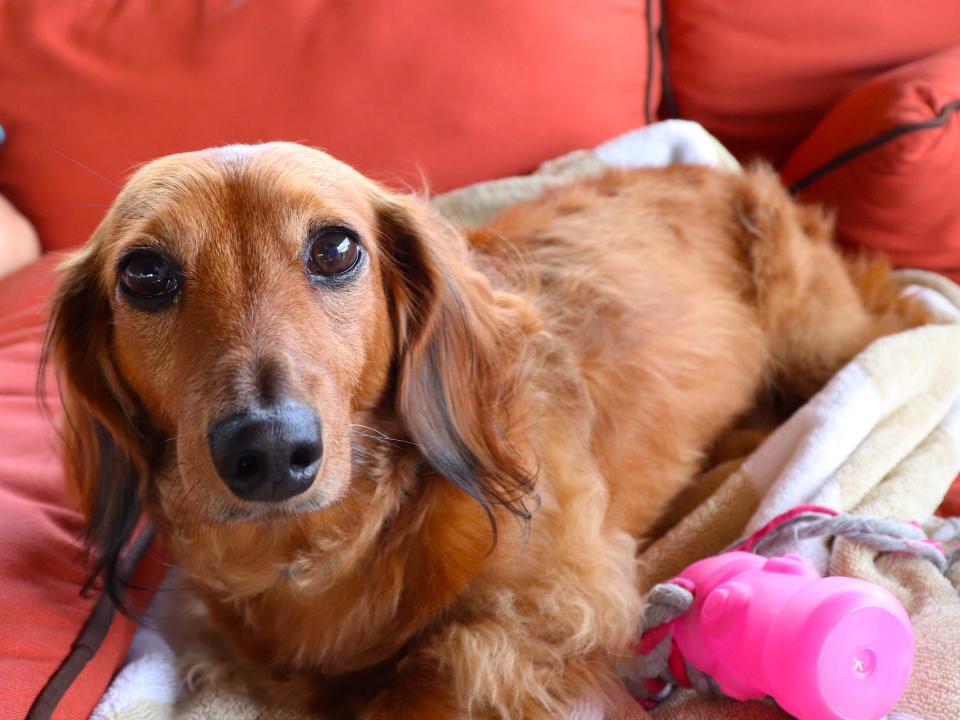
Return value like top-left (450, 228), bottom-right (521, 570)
top-left (91, 121), bottom-right (960, 720)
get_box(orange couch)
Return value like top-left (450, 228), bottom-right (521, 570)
top-left (0, 2), bottom-right (957, 717)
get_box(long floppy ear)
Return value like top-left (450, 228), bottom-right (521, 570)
top-left (374, 192), bottom-right (538, 533)
top-left (41, 234), bottom-right (149, 611)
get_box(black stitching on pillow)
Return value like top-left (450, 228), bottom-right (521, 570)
top-left (789, 98), bottom-right (960, 194)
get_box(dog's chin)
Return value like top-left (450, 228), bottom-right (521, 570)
top-left (211, 490), bottom-right (338, 526)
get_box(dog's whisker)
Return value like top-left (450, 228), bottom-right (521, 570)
top-left (349, 444), bottom-right (378, 460)
top-left (349, 426), bottom-right (420, 449)
top-left (53, 149), bottom-right (120, 190)
top-left (348, 423), bottom-right (400, 440)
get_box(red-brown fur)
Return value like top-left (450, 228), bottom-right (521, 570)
top-left (45, 143), bottom-right (922, 719)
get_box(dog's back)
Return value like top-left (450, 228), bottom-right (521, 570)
top-left (477, 164), bottom-right (917, 536)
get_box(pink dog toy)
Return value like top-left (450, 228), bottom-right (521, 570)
top-left (671, 551), bottom-right (914, 720)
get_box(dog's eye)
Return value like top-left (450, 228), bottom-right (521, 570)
top-left (307, 228), bottom-right (361, 278)
top-left (117, 249), bottom-right (181, 308)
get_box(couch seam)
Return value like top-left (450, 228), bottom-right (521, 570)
top-left (657, 0), bottom-right (680, 120)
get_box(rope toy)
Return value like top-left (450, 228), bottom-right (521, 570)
top-left (627, 505), bottom-right (953, 719)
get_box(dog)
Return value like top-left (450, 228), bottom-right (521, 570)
top-left (44, 143), bottom-right (920, 719)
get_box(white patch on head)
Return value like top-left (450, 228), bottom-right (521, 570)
top-left (210, 143), bottom-right (270, 163)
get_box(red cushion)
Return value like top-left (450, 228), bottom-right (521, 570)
top-left (663, 0), bottom-right (960, 164)
top-left (781, 46), bottom-right (960, 281)
top-left (0, 256), bottom-right (164, 720)
top-left (938, 475), bottom-right (960, 517)
top-left (0, 0), bottom-right (660, 252)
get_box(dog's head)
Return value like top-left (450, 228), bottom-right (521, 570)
top-left (44, 143), bottom-right (535, 605)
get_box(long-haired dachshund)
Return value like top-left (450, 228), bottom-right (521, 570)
top-left (45, 143), bottom-right (919, 719)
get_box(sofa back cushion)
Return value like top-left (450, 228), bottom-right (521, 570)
top-left (662, 0), bottom-right (960, 164)
top-left (0, 0), bottom-right (661, 252)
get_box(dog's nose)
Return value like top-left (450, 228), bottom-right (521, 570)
top-left (207, 403), bottom-right (323, 502)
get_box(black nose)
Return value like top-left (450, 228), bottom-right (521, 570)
top-left (207, 403), bottom-right (323, 502)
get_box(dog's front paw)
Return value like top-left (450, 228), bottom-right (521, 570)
top-left (356, 676), bottom-right (467, 720)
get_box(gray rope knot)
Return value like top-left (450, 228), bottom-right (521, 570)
top-left (642, 582), bottom-right (693, 630)
top-left (741, 511), bottom-right (948, 572)
top-left (621, 582), bottom-right (693, 701)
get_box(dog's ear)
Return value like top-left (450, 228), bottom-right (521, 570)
top-left (41, 230), bottom-right (148, 611)
top-left (374, 192), bottom-right (537, 533)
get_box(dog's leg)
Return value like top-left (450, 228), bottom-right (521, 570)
top-left (356, 519), bottom-right (640, 719)
top-left (356, 622), bottom-right (623, 720)
top-left (356, 657), bottom-right (467, 720)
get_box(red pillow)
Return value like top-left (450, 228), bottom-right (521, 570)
top-left (0, 0), bottom-right (660, 252)
top-left (662, 0), bottom-right (960, 164)
top-left (781, 46), bottom-right (960, 281)
top-left (939, 476), bottom-right (960, 517)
